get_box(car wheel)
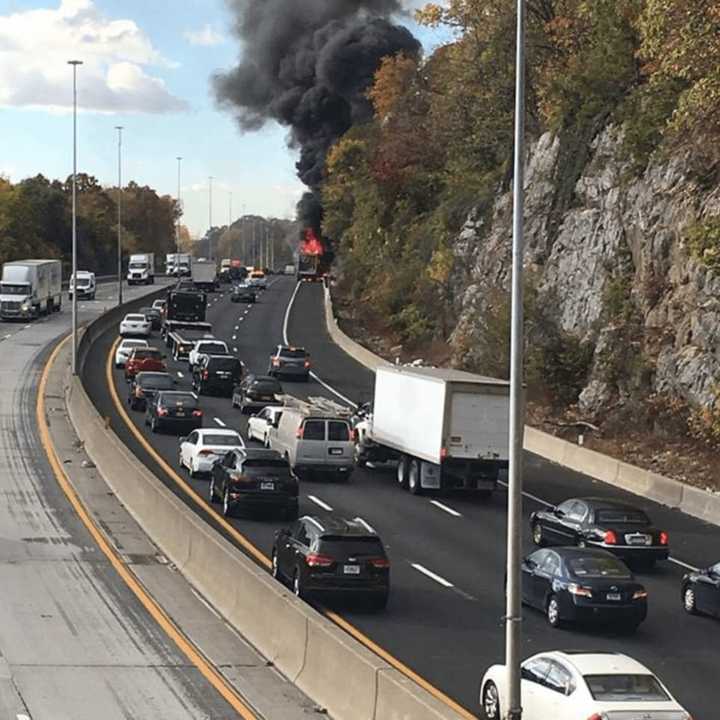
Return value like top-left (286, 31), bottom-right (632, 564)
top-left (293, 569), bottom-right (305, 599)
top-left (222, 487), bottom-right (232, 517)
top-left (408, 459), bottom-right (422, 495)
top-left (151, 418), bottom-right (158, 434)
top-left (189, 463), bottom-right (198, 479)
top-left (683, 585), bottom-right (698, 615)
top-left (264, 435), bottom-right (271, 449)
top-left (546, 594), bottom-right (562, 628)
top-left (482, 681), bottom-right (500, 720)
top-left (271, 550), bottom-right (281, 580)
top-left (532, 522), bottom-right (546, 547)
top-left (396, 455), bottom-right (409, 490)
top-left (209, 477), bottom-right (219, 503)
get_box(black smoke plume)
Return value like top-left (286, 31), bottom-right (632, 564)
top-left (214, 0), bottom-right (421, 192)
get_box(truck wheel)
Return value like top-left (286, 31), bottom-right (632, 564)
top-left (396, 456), bottom-right (409, 490)
top-left (408, 460), bottom-right (423, 496)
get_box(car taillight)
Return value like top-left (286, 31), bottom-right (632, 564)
top-left (659, 531), bottom-right (669, 545)
top-left (203, 370), bottom-right (209, 379)
top-left (158, 408), bottom-right (169, 416)
top-left (192, 410), bottom-right (203, 417)
top-left (369, 558), bottom-right (390, 569)
top-left (586, 714), bottom-right (604, 720)
top-left (440, 447), bottom-right (448, 460)
top-left (296, 425), bottom-right (304, 439)
top-left (632, 589), bottom-right (648, 600)
top-left (604, 530), bottom-right (618, 545)
top-left (272, 358), bottom-right (281, 367)
top-left (304, 360), bottom-right (311, 368)
top-left (135, 388), bottom-right (144, 397)
top-left (305, 553), bottom-right (334, 568)
top-left (567, 583), bottom-right (593, 598)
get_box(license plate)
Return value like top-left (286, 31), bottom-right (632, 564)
top-left (606, 593), bottom-right (622, 601)
top-left (344, 565), bottom-right (360, 575)
top-left (329, 448), bottom-right (343, 456)
top-left (260, 481), bottom-right (275, 491)
top-left (176, 411), bottom-right (185, 417)
top-left (628, 536), bottom-right (649, 545)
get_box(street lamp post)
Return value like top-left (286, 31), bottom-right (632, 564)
top-left (208, 176), bottom-right (214, 260)
top-left (68, 59), bottom-right (83, 376)
top-left (505, 0), bottom-right (527, 718)
top-left (115, 126), bottom-right (123, 306)
top-left (176, 157), bottom-right (183, 255)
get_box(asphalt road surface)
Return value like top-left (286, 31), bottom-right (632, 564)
top-left (84, 275), bottom-right (719, 717)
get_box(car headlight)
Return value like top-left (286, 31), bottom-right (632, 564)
top-left (21, 303), bottom-right (30, 311)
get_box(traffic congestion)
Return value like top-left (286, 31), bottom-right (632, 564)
top-left (105, 266), bottom-right (714, 719)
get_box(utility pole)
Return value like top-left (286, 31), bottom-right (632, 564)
top-left (68, 59), bottom-right (83, 376)
top-left (505, 0), bottom-right (527, 718)
top-left (115, 126), bottom-right (123, 306)
top-left (228, 191), bottom-right (232, 228)
top-left (208, 176), bottom-right (214, 260)
top-left (176, 157), bottom-right (182, 254)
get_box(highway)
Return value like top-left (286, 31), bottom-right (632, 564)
top-left (84, 275), bottom-right (719, 717)
top-left (0, 281), bottom-right (247, 719)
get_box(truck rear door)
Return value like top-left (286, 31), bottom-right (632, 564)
top-left (448, 391), bottom-right (509, 460)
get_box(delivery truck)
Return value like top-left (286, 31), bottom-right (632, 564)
top-left (191, 259), bottom-right (217, 292)
top-left (354, 366), bottom-right (510, 497)
top-left (127, 253), bottom-right (155, 285)
top-left (0, 259), bottom-right (62, 320)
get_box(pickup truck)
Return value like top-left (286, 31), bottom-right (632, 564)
top-left (163, 321), bottom-right (215, 361)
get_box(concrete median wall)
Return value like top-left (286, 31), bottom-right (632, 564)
top-left (323, 287), bottom-right (720, 527)
top-left (65, 310), bottom-right (468, 719)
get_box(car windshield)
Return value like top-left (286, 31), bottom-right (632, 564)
top-left (132, 350), bottom-right (162, 360)
top-left (585, 674), bottom-right (670, 702)
top-left (209, 358), bottom-right (240, 371)
top-left (199, 343), bottom-right (227, 354)
top-left (160, 393), bottom-right (196, 405)
top-left (75, 278), bottom-right (91, 286)
top-left (596, 509), bottom-right (650, 525)
top-left (202, 434), bottom-right (242, 446)
top-left (318, 537), bottom-right (384, 557)
top-left (125, 315), bottom-right (146, 322)
top-left (253, 380), bottom-right (281, 393)
top-left (0, 284), bottom-right (29, 295)
top-left (279, 348), bottom-right (307, 359)
top-left (129, 262), bottom-right (146, 269)
top-left (243, 458), bottom-right (288, 468)
top-left (568, 556), bottom-right (631, 579)
top-left (138, 374), bottom-right (174, 389)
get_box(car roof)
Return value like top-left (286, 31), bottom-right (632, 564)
top-left (124, 313), bottom-right (146, 319)
top-left (302, 515), bottom-right (377, 538)
top-left (157, 390), bottom-right (197, 400)
top-left (238, 448), bottom-right (283, 461)
top-left (136, 372), bottom-right (172, 380)
top-left (538, 651), bottom-right (652, 676)
top-left (544, 547), bottom-right (624, 561)
top-left (198, 428), bottom-right (242, 438)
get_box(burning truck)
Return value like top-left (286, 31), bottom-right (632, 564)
top-left (297, 228), bottom-right (330, 282)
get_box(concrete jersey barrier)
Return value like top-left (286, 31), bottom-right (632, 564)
top-left (321, 286), bottom-right (720, 528)
top-left (65, 305), bottom-right (470, 720)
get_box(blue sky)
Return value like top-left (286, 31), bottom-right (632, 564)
top-left (0, 0), bottom-right (451, 236)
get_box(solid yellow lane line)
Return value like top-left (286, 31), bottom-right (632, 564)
top-left (106, 337), bottom-right (478, 720)
top-left (38, 335), bottom-right (258, 720)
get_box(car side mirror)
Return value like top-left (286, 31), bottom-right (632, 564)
top-left (523, 558), bottom-right (537, 570)
top-left (553, 507), bottom-right (565, 518)
top-left (179, 436), bottom-right (187, 444)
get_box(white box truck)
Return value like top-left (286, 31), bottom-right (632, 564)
top-left (0, 259), bottom-right (62, 320)
top-left (355, 366), bottom-right (510, 496)
top-left (166, 253), bottom-right (191, 277)
top-left (166, 253), bottom-right (179, 277)
top-left (191, 259), bottom-right (217, 292)
top-left (127, 253), bottom-right (155, 285)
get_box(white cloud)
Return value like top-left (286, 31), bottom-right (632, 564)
top-left (184, 24), bottom-right (224, 47)
top-left (0, 0), bottom-right (188, 114)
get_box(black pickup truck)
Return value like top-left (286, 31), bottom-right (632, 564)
top-left (163, 321), bottom-right (215, 361)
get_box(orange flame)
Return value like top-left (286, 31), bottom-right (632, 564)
top-left (301, 228), bottom-right (324, 256)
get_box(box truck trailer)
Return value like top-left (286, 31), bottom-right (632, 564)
top-left (355, 366), bottom-right (510, 496)
top-left (0, 259), bottom-right (62, 320)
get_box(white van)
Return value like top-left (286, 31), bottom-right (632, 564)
top-left (270, 405), bottom-right (355, 482)
top-left (69, 271), bottom-right (96, 300)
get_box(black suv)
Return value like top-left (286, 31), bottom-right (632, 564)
top-left (231, 284), bottom-right (256, 304)
top-left (145, 391), bottom-right (203, 434)
top-left (139, 305), bottom-right (162, 330)
top-left (272, 516), bottom-right (390, 609)
top-left (232, 374), bottom-right (283, 413)
top-left (268, 345), bottom-right (311, 381)
top-left (128, 371), bottom-right (176, 411)
top-left (192, 354), bottom-right (244, 397)
top-left (209, 448), bottom-right (298, 519)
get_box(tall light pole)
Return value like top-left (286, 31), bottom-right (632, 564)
top-left (228, 191), bottom-right (232, 228)
top-left (115, 126), bottom-right (123, 306)
top-left (176, 157), bottom-right (183, 255)
top-left (208, 176), bottom-right (214, 260)
top-left (505, 0), bottom-right (527, 718)
top-left (68, 59), bottom-right (83, 376)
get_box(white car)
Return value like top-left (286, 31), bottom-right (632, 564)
top-left (249, 272), bottom-right (267, 289)
top-left (179, 428), bottom-right (246, 478)
top-left (480, 651), bottom-right (692, 720)
top-left (119, 313), bottom-right (151, 338)
top-left (247, 406), bottom-right (284, 447)
top-left (114, 339), bottom-right (150, 368)
top-left (188, 339), bottom-right (229, 371)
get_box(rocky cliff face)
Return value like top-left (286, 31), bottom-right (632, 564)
top-left (452, 126), bottom-right (720, 422)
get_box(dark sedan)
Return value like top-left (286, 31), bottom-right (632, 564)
top-left (521, 547), bottom-right (647, 632)
top-left (232, 374), bottom-right (283, 413)
top-left (272, 516), bottom-right (390, 610)
top-left (144, 391), bottom-right (203, 434)
top-left (682, 561), bottom-right (720, 618)
top-left (231, 284), bottom-right (256, 304)
top-left (139, 305), bottom-right (162, 330)
top-left (192, 355), bottom-right (244, 397)
top-left (209, 448), bottom-right (298, 519)
top-left (127, 372), bottom-right (176, 411)
top-left (530, 497), bottom-right (669, 569)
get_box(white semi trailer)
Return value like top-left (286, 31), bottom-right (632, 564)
top-left (0, 259), bottom-right (62, 320)
top-left (355, 366), bottom-right (510, 497)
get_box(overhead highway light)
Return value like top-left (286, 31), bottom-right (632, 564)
top-left (68, 59), bottom-right (83, 376)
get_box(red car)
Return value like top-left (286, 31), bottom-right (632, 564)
top-left (124, 347), bottom-right (167, 381)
